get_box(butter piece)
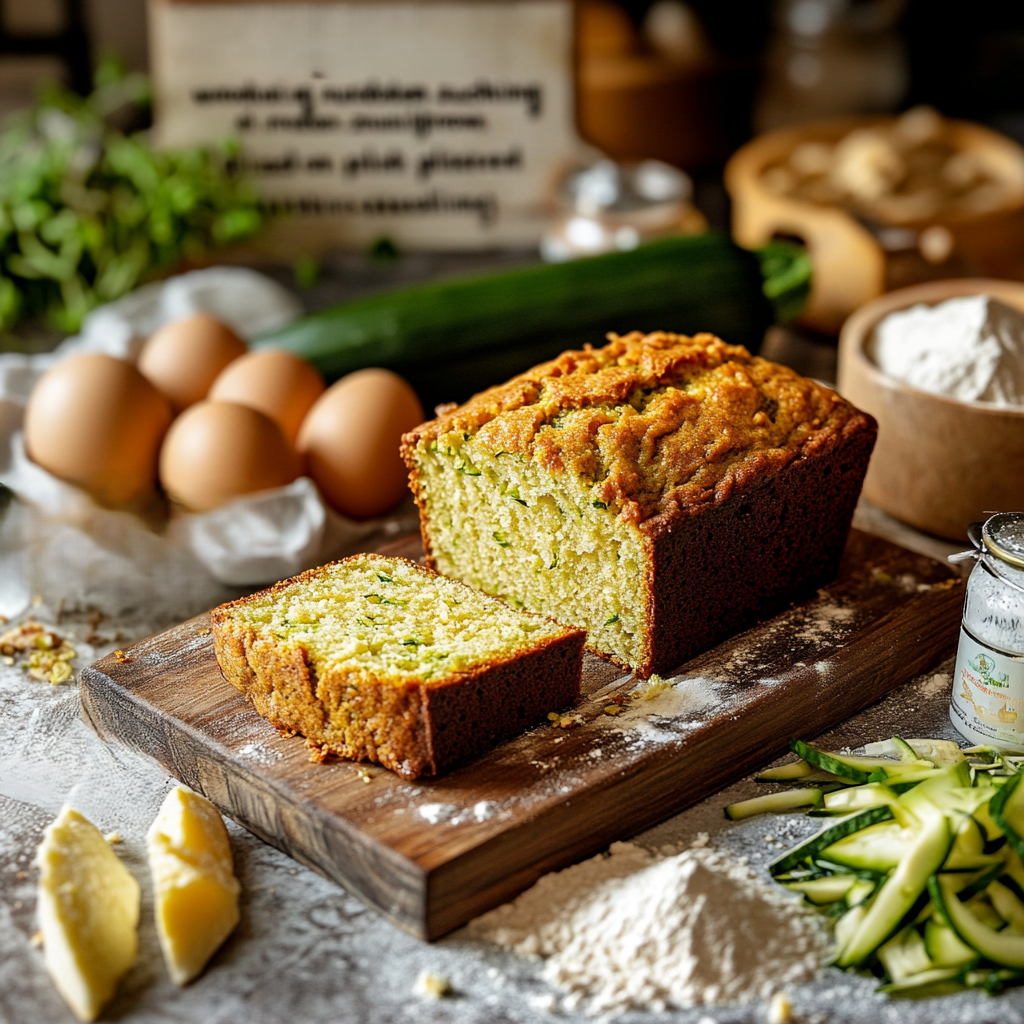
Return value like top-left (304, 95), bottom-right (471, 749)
top-left (147, 786), bottom-right (240, 985)
top-left (36, 807), bottom-right (140, 1022)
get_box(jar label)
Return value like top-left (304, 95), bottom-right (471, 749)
top-left (950, 626), bottom-right (1024, 750)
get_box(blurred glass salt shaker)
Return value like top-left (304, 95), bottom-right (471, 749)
top-left (949, 513), bottom-right (1024, 750)
top-left (541, 159), bottom-right (706, 262)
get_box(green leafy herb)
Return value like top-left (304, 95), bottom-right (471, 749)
top-left (492, 531), bottom-right (511, 548)
top-left (0, 58), bottom-right (263, 336)
top-left (592, 500), bottom-right (609, 510)
top-left (294, 255), bottom-right (319, 290)
top-left (375, 572), bottom-right (394, 583)
top-left (606, 613), bottom-right (620, 625)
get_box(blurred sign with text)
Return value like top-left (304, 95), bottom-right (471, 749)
top-left (149, 0), bottom-right (582, 250)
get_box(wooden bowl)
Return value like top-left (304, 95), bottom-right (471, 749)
top-left (837, 278), bottom-right (1024, 541)
top-left (726, 117), bottom-right (1024, 334)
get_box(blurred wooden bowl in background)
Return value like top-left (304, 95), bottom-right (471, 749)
top-left (728, 117), bottom-right (1024, 334)
top-left (837, 278), bottom-right (1024, 541)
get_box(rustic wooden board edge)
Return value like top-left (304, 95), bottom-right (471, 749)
top-left (422, 578), bottom-right (965, 936)
top-left (80, 569), bottom-right (965, 940)
top-left (79, 656), bottom-right (430, 929)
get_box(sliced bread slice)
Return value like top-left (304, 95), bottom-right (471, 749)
top-left (212, 553), bottom-right (585, 779)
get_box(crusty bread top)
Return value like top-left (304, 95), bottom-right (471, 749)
top-left (403, 331), bottom-right (875, 525)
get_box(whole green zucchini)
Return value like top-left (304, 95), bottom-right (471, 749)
top-left (254, 234), bottom-right (810, 409)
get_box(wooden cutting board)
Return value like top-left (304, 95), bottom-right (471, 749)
top-left (81, 529), bottom-right (964, 940)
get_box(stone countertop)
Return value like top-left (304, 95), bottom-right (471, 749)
top-left (0, 255), bottom-right (1000, 1024)
top-left (0, 513), bottom-right (997, 1024)
top-left (1, 579), bottom-right (1011, 1024)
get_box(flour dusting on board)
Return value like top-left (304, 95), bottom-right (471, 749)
top-left (704, 594), bottom-right (859, 682)
top-left (419, 803), bottom-right (456, 824)
top-left (468, 838), bottom-right (826, 1015)
top-left (606, 675), bottom-right (719, 743)
top-left (756, 596), bottom-right (858, 653)
top-left (236, 741), bottom-right (282, 765)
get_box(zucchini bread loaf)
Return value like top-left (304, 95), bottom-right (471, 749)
top-left (402, 331), bottom-right (877, 678)
top-left (212, 554), bottom-right (585, 780)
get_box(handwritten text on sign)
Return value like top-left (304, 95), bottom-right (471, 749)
top-left (150, 1), bottom-right (581, 249)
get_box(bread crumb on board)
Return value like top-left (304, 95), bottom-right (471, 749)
top-left (413, 971), bottom-right (452, 999)
top-left (768, 991), bottom-right (793, 1023)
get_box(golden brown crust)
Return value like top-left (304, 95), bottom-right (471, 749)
top-left (401, 331), bottom-right (878, 678)
top-left (211, 556), bottom-right (586, 779)
top-left (402, 331), bottom-right (871, 525)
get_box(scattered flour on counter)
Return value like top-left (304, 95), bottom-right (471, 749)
top-left (468, 839), bottom-right (826, 1015)
top-left (871, 294), bottom-right (1024, 405)
top-left (919, 671), bottom-right (952, 697)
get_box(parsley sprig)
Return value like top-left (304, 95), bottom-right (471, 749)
top-left (0, 60), bottom-right (262, 337)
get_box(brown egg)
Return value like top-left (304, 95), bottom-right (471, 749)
top-left (138, 313), bottom-right (247, 412)
top-left (25, 352), bottom-right (173, 507)
top-left (298, 369), bottom-right (424, 520)
top-left (207, 349), bottom-right (325, 443)
top-left (159, 401), bottom-right (302, 512)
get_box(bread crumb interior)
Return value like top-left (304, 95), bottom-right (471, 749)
top-left (233, 555), bottom-right (564, 682)
top-left (415, 437), bottom-right (646, 666)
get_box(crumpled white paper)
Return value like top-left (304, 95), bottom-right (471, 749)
top-left (0, 266), bottom-right (412, 622)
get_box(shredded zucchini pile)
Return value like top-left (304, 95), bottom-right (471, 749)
top-left (726, 737), bottom-right (1024, 996)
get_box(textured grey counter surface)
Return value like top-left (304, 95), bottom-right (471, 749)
top-left (5, 539), bottom-right (1023, 1024)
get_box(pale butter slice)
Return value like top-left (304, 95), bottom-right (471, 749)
top-left (36, 807), bottom-right (140, 1022)
top-left (147, 786), bottom-right (240, 985)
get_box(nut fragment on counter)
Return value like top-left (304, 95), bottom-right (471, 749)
top-left (768, 991), bottom-right (793, 1024)
top-left (0, 623), bottom-right (76, 684)
top-left (414, 971), bottom-right (452, 999)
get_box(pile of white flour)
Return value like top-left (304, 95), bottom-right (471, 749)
top-left (468, 839), bottom-right (826, 1015)
top-left (871, 294), bottom-right (1024, 405)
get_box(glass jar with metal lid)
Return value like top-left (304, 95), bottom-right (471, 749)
top-left (949, 512), bottom-right (1024, 749)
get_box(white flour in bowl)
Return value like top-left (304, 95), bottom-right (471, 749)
top-left (467, 839), bottom-right (826, 1015)
top-left (871, 294), bottom-right (1024, 405)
